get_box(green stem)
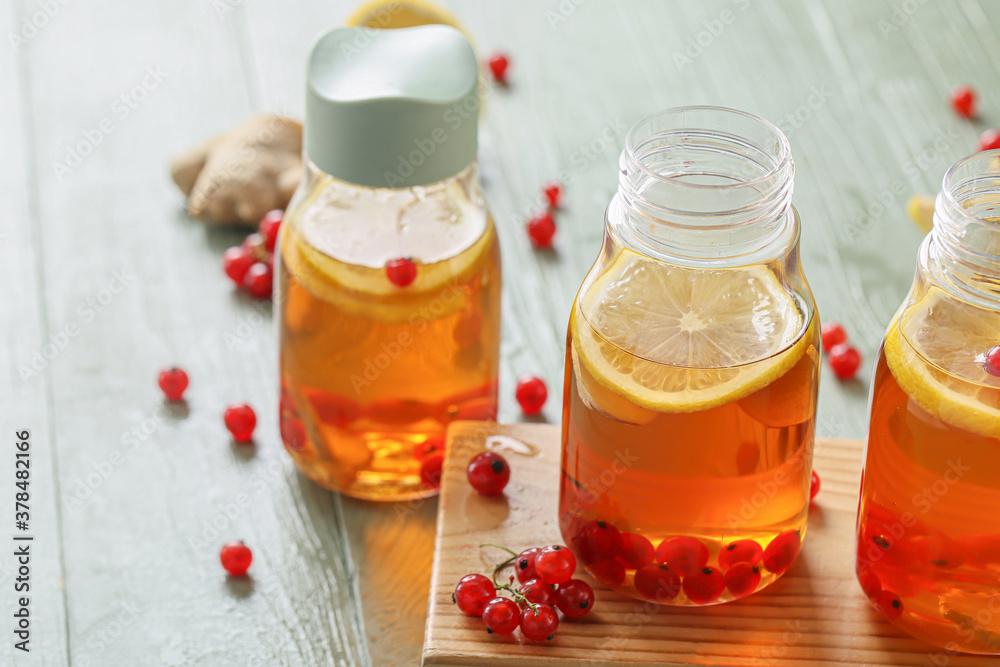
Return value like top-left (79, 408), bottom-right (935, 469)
top-left (481, 543), bottom-right (517, 557)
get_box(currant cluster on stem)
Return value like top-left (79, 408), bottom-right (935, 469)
top-left (820, 321), bottom-right (862, 380)
top-left (222, 209), bottom-right (283, 300)
top-left (570, 518), bottom-right (803, 604)
top-left (453, 543), bottom-right (594, 642)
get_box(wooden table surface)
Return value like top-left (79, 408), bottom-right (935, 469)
top-left (2, 1), bottom-right (998, 665)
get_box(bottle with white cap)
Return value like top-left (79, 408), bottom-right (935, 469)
top-left (277, 25), bottom-right (500, 501)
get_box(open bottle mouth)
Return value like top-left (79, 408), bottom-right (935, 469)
top-left (616, 106), bottom-right (795, 263)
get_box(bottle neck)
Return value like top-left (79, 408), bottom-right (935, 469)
top-left (923, 151), bottom-right (1000, 309)
top-left (611, 106), bottom-right (797, 267)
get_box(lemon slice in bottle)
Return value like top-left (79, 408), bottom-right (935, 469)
top-left (884, 288), bottom-right (1000, 438)
top-left (572, 248), bottom-right (808, 414)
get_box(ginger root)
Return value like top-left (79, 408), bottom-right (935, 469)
top-left (170, 115), bottom-right (302, 226)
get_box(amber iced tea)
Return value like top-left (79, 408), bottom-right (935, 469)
top-left (278, 187), bottom-right (501, 501)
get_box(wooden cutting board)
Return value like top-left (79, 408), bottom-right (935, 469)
top-left (421, 422), bottom-right (988, 667)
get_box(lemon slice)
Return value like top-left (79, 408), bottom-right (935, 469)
top-left (572, 248), bottom-right (808, 414)
top-left (884, 288), bottom-right (1000, 438)
top-left (346, 0), bottom-right (469, 39)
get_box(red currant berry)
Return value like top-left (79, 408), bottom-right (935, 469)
top-left (820, 321), bottom-right (847, 350)
top-left (487, 53), bottom-right (509, 84)
top-left (515, 547), bottom-right (541, 584)
top-left (453, 573), bottom-right (495, 616)
top-left (717, 539), bottom-right (763, 571)
top-left (810, 470), bottom-right (821, 501)
top-left (158, 367), bottom-right (189, 402)
top-left (220, 540), bottom-right (252, 576)
top-left (762, 530), bottom-right (801, 575)
top-left (979, 129), bottom-right (1000, 152)
top-left (581, 520), bottom-right (623, 559)
top-left (519, 604), bottom-right (558, 641)
top-left (535, 545), bottom-right (576, 585)
top-left (983, 345), bottom-right (1000, 377)
top-left (420, 453), bottom-right (444, 489)
top-left (414, 435), bottom-right (444, 460)
top-left (526, 211), bottom-right (556, 248)
top-left (242, 232), bottom-right (264, 253)
top-left (466, 451), bottom-right (510, 496)
top-left (655, 536), bottom-right (709, 577)
top-left (515, 375), bottom-right (547, 415)
top-left (555, 578), bottom-right (594, 618)
top-left (224, 403), bottom-right (256, 442)
top-left (280, 413), bottom-right (307, 451)
top-left (482, 597), bottom-right (520, 634)
top-left (385, 257), bottom-right (417, 287)
top-left (223, 246), bottom-right (256, 285)
top-left (857, 567), bottom-right (882, 599)
top-left (259, 209), bottom-right (283, 252)
top-left (242, 262), bottom-right (273, 300)
top-left (874, 590), bottom-right (903, 620)
top-left (683, 566), bottom-right (725, 605)
top-left (724, 562), bottom-right (761, 599)
top-left (828, 343), bottom-right (861, 380)
top-left (633, 564), bottom-right (681, 602)
top-left (951, 85), bottom-right (977, 118)
top-left (519, 578), bottom-right (556, 606)
top-left (543, 182), bottom-right (562, 208)
top-left (589, 557), bottom-right (626, 585)
top-left (618, 532), bottom-right (655, 569)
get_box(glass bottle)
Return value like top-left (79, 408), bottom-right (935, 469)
top-left (277, 26), bottom-right (501, 501)
top-left (856, 151), bottom-right (1000, 653)
top-left (560, 107), bottom-right (820, 605)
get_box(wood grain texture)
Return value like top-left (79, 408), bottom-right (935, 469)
top-left (4, 0), bottom-right (1000, 665)
top-left (422, 424), bottom-right (982, 667)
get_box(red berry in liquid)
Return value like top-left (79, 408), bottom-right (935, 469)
top-left (655, 536), bottom-right (709, 577)
top-left (820, 321), bottom-right (846, 350)
top-left (535, 545), bottom-right (576, 585)
top-left (683, 566), bottom-right (725, 605)
top-left (718, 539), bottom-right (763, 571)
top-left (762, 530), bottom-right (801, 575)
top-left (618, 532), bottom-right (655, 569)
top-left (420, 453), bottom-right (444, 489)
top-left (555, 578), bottom-right (594, 618)
top-left (724, 562), bottom-right (762, 599)
top-left (983, 345), bottom-right (1000, 377)
top-left (259, 209), bottom-right (283, 252)
top-left (453, 573), bottom-right (495, 616)
top-left (515, 547), bottom-right (541, 584)
top-left (385, 257), bottom-right (417, 287)
top-left (482, 597), bottom-right (520, 634)
top-left (519, 604), bottom-right (559, 641)
top-left (633, 564), bottom-right (681, 602)
top-left (280, 413), bottom-right (307, 451)
top-left (487, 53), bottom-right (509, 83)
top-left (224, 403), bottom-right (256, 442)
top-left (515, 375), bottom-right (548, 415)
top-left (223, 246), bottom-right (256, 285)
top-left (581, 520), bottom-right (624, 559)
top-left (589, 557), bottom-right (626, 586)
top-left (828, 343), bottom-right (861, 380)
top-left (810, 470), bottom-right (821, 501)
top-left (857, 567), bottom-right (882, 599)
top-left (158, 367), bottom-right (189, 401)
top-left (220, 540), bottom-right (252, 576)
top-left (466, 451), bottom-right (510, 496)
top-left (543, 182), bottom-right (562, 208)
top-left (951, 85), bottom-right (977, 118)
top-left (243, 262), bottom-right (273, 299)
top-left (874, 590), bottom-right (904, 620)
top-left (414, 435), bottom-right (444, 460)
top-left (979, 129), bottom-right (1000, 152)
top-left (519, 578), bottom-right (556, 606)
top-left (526, 211), bottom-right (556, 248)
